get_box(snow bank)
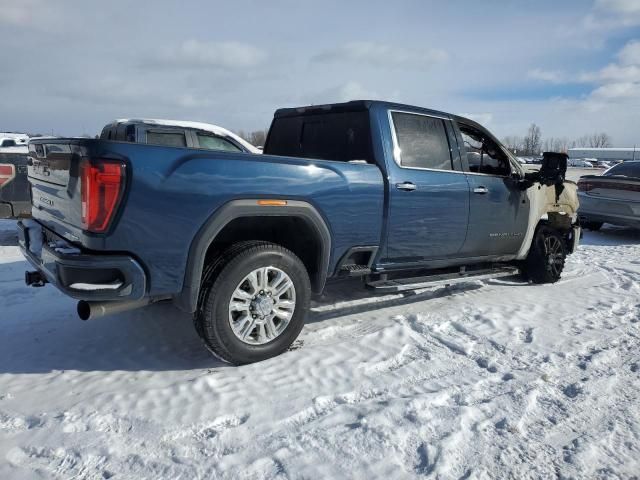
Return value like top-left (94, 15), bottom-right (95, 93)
top-left (0, 219), bottom-right (638, 479)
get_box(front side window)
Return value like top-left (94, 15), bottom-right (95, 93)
top-left (1, 139), bottom-right (16, 147)
top-left (459, 124), bottom-right (511, 176)
top-left (146, 131), bottom-right (186, 148)
top-left (196, 133), bottom-right (242, 152)
top-left (391, 112), bottom-right (452, 170)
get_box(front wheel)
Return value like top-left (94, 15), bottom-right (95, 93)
top-left (521, 225), bottom-right (567, 284)
top-left (196, 242), bottom-right (310, 365)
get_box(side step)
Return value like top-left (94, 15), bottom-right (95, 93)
top-left (366, 266), bottom-right (520, 292)
top-left (339, 264), bottom-right (372, 277)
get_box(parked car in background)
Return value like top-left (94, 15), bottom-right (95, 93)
top-left (568, 159), bottom-right (594, 168)
top-left (0, 151), bottom-right (30, 218)
top-left (100, 119), bottom-right (261, 154)
top-left (594, 160), bottom-right (612, 169)
top-left (577, 161), bottom-right (640, 230)
top-left (0, 137), bottom-right (29, 153)
top-left (20, 100), bottom-right (580, 365)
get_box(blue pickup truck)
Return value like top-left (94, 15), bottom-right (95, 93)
top-left (19, 100), bottom-right (580, 364)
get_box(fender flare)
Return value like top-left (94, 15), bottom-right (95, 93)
top-left (173, 199), bottom-right (332, 313)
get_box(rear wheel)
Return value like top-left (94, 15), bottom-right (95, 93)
top-left (195, 241), bottom-right (310, 365)
top-left (522, 225), bottom-right (566, 284)
top-left (582, 221), bottom-right (603, 231)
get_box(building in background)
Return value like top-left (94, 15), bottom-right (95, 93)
top-left (568, 148), bottom-right (638, 162)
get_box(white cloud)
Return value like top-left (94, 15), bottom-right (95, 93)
top-left (618, 40), bottom-right (640, 65)
top-left (527, 69), bottom-right (566, 84)
top-left (307, 81), bottom-right (381, 104)
top-left (156, 40), bottom-right (267, 69)
top-left (587, 40), bottom-right (640, 99)
top-left (0, 0), bottom-right (62, 30)
top-left (591, 81), bottom-right (640, 100)
top-left (581, 0), bottom-right (640, 31)
top-left (595, 0), bottom-right (640, 14)
top-left (458, 112), bottom-right (493, 126)
top-left (313, 42), bottom-right (448, 69)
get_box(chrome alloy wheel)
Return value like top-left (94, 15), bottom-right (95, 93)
top-left (544, 235), bottom-right (564, 278)
top-left (228, 266), bottom-right (296, 345)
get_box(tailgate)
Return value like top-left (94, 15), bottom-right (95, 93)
top-left (28, 139), bottom-right (128, 243)
top-left (28, 140), bottom-right (83, 235)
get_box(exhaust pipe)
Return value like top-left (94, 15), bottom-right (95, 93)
top-left (77, 298), bottom-right (152, 321)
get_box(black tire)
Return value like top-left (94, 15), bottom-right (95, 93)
top-left (582, 221), bottom-right (603, 231)
top-left (195, 241), bottom-right (310, 365)
top-left (522, 225), bottom-right (566, 284)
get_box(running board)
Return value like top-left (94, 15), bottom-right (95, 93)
top-left (366, 266), bottom-right (520, 292)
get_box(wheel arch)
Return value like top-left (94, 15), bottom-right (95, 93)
top-left (174, 199), bottom-right (331, 313)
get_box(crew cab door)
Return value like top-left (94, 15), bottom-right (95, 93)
top-left (383, 110), bottom-right (470, 264)
top-left (454, 121), bottom-right (529, 256)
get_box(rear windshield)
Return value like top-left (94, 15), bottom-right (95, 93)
top-left (264, 111), bottom-right (373, 163)
top-left (604, 162), bottom-right (640, 178)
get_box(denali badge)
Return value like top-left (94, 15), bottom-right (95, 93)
top-left (39, 196), bottom-right (54, 207)
top-left (489, 232), bottom-right (523, 238)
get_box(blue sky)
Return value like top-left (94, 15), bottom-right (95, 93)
top-left (1, 0), bottom-right (639, 145)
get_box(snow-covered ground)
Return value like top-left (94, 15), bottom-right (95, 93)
top-left (1, 219), bottom-right (639, 479)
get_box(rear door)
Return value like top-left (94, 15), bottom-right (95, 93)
top-left (383, 110), bottom-right (470, 264)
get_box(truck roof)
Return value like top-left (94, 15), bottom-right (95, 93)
top-left (271, 99), bottom-right (495, 143)
top-left (106, 118), bottom-right (261, 154)
top-left (272, 99), bottom-right (453, 121)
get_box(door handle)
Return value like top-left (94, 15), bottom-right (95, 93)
top-left (396, 182), bottom-right (417, 191)
top-left (473, 186), bottom-right (489, 194)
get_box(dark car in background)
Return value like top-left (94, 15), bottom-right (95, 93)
top-left (578, 161), bottom-right (640, 230)
top-left (0, 151), bottom-right (31, 218)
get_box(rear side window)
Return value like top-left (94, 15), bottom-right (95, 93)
top-left (196, 133), bottom-right (242, 152)
top-left (264, 111), bottom-right (373, 163)
top-left (1, 139), bottom-right (16, 147)
top-left (146, 131), bottom-right (186, 148)
top-left (391, 112), bottom-right (452, 170)
top-left (604, 162), bottom-right (640, 178)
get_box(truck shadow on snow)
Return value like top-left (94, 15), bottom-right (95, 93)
top-left (0, 277), bottom-right (481, 374)
top-left (0, 292), bottom-right (224, 373)
top-left (580, 225), bottom-right (640, 247)
top-left (1, 225), bottom-right (638, 374)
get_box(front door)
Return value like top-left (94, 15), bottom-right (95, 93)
top-left (455, 121), bottom-right (530, 256)
top-left (384, 111), bottom-right (470, 264)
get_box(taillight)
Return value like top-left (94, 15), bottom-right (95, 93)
top-left (577, 179), bottom-right (593, 192)
top-left (80, 159), bottom-right (125, 233)
top-left (0, 164), bottom-right (15, 187)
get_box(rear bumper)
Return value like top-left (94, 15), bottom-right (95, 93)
top-left (18, 220), bottom-right (147, 301)
top-left (578, 194), bottom-right (640, 227)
